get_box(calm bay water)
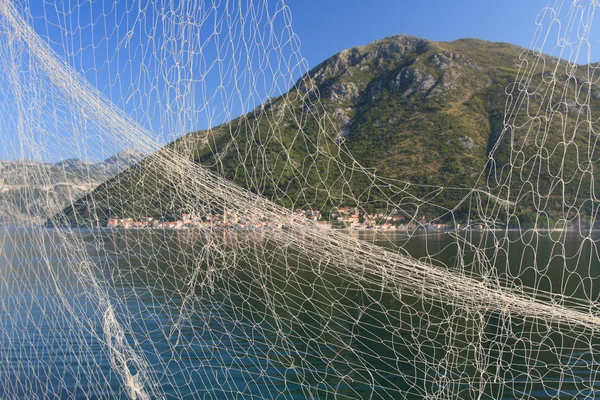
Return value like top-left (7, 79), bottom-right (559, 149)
top-left (1, 227), bottom-right (600, 399)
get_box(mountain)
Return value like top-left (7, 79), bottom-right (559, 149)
top-left (50, 149), bottom-right (146, 181)
top-left (98, 148), bottom-right (146, 176)
top-left (53, 158), bottom-right (95, 173)
top-left (0, 149), bottom-right (145, 225)
top-left (51, 36), bottom-right (598, 227)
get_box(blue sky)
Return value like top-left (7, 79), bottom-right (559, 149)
top-left (288, 0), bottom-right (547, 70)
top-left (1, 0), bottom-right (583, 162)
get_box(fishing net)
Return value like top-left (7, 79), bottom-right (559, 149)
top-left (1, 0), bottom-right (599, 398)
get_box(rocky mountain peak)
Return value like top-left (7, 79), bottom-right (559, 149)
top-left (306, 35), bottom-right (434, 86)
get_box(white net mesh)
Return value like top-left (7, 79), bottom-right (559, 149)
top-left (1, 0), bottom-right (600, 398)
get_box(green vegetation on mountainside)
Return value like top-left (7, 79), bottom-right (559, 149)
top-left (51, 36), bottom-right (600, 228)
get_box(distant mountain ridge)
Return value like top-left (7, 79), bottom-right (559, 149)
top-left (0, 149), bottom-right (145, 225)
top-left (53, 35), bottom-right (599, 227)
top-left (51, 148), bottom-right (146, 182)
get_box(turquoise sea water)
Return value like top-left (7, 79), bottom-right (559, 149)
top-left (1, 228), bottom-right (599, 399)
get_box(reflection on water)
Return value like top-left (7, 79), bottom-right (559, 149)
top-left (1, 228), bottom-right (600, 398)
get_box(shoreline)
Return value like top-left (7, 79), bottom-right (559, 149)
top-left (31, 225), bottom-right (593, 234)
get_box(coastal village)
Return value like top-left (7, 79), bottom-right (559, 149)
top-left (106, 206), bottom-right (455, 232)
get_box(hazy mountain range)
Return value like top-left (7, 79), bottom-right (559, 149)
top-left (0, 149), bottom-right (144, 225)
top-left (51, 35), bottom-right (599, 228)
